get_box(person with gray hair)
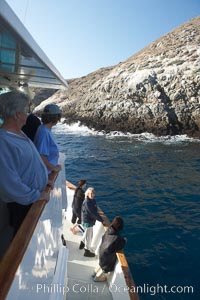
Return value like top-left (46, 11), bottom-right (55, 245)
top-left (0, 90), bottom-right (49, 234)
top-left (79, 187), bottom-right (104, 257)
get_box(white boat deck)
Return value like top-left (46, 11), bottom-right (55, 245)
top-left (62, 188), bottom-right (113, 300)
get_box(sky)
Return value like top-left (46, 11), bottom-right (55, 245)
top-left (5, 0), bottom-right (200, 79)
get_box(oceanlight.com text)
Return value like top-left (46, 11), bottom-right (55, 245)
top-left (35, 283), bottom-right (194, 296)
top-left (127, 283), bottom-right (194, 296)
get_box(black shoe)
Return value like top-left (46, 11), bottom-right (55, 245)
top-left (61, 234), bottom-right (66, 246)
top-left (84, 249), bottom-right (95, 257)
top-left (79, 241), bottom-right (85, 250)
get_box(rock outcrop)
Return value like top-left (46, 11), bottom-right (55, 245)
top-left (35, 16), bottom-right (200, 137)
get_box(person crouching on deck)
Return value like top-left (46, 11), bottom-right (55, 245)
top-left (0, 91), bottom-right (49, 235)
top-left (79, 187), bottom-right (104, 257)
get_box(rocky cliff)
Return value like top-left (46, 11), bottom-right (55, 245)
top-left (35, 16), bottom-right (200, 137)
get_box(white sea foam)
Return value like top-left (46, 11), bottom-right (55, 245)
top-left (53, 120), bottom-right (93, 135)
top-left (53, 120), bottom-right (200, 144)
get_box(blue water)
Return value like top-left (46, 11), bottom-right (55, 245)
top-left (54, 123), bottom-right (200, 300)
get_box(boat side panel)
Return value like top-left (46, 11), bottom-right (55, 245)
top-left (6, 153), bottom-right (67, 300)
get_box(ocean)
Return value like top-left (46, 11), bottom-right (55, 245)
top-left (54, 122), bottom-right (200, 300)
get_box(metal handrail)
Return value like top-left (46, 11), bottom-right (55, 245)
top-left (0, 171), bottom-right (59, 300)
top-left (116, 251), bottom-right (139, 300)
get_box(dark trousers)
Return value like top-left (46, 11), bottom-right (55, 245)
top-left (71, 208), bottom-right (81, 224)
top-left (7, 202), bottom-right (32, 235)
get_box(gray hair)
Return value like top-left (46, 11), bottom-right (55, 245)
top-left (85, 187), bottom-right (95, 199)
top-left (0, 90), bottom-right (30, 120)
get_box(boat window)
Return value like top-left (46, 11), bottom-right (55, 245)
top-left (0, 30), bottom-right (16, 72)
top-left (0, 17), bottom-right (67, 89)
top-left (0, 30), bottom-right (16, 48)
top-left (0, 23), bottom-right (65, 91)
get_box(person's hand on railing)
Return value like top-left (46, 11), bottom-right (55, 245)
top-left (52, 164), bottom-right (62, 172)
top-left (47, 179), bottom-right (54, 189)
top-left (38, 191), bottom-right (50, 202)
top-left (102, 220), bottom-right (107, 227)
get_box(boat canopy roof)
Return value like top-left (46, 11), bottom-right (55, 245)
top-left (0, 0), bottom-right (67, 90)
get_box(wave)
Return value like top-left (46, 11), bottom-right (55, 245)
top-left (53, 120), bottom-right (200, 144)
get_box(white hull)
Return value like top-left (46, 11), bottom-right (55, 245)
top-left (6, 153), bottom-right (67, 300)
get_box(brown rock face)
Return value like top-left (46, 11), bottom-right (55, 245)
top-left (35, 16), bottom-right (200, 137)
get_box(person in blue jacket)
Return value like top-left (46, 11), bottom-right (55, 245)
top-left (0, 91), bottom-right (49, 234)
top-left (34, 103), bottom-right (62, 174)
top-left (79, 187), bottom-right (103, 257)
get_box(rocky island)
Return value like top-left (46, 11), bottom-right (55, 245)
top-left (34, 16), bottom-right (200, 137)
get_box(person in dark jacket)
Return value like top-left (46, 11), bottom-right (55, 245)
top-left (22, 112), bottom-right (41, 141)
top-left (93, 216), bottom-right (126, 282)
top-left (79, 187), bottom-right (103, 257)
top-left (70, 179), bottom-right (86, 234)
